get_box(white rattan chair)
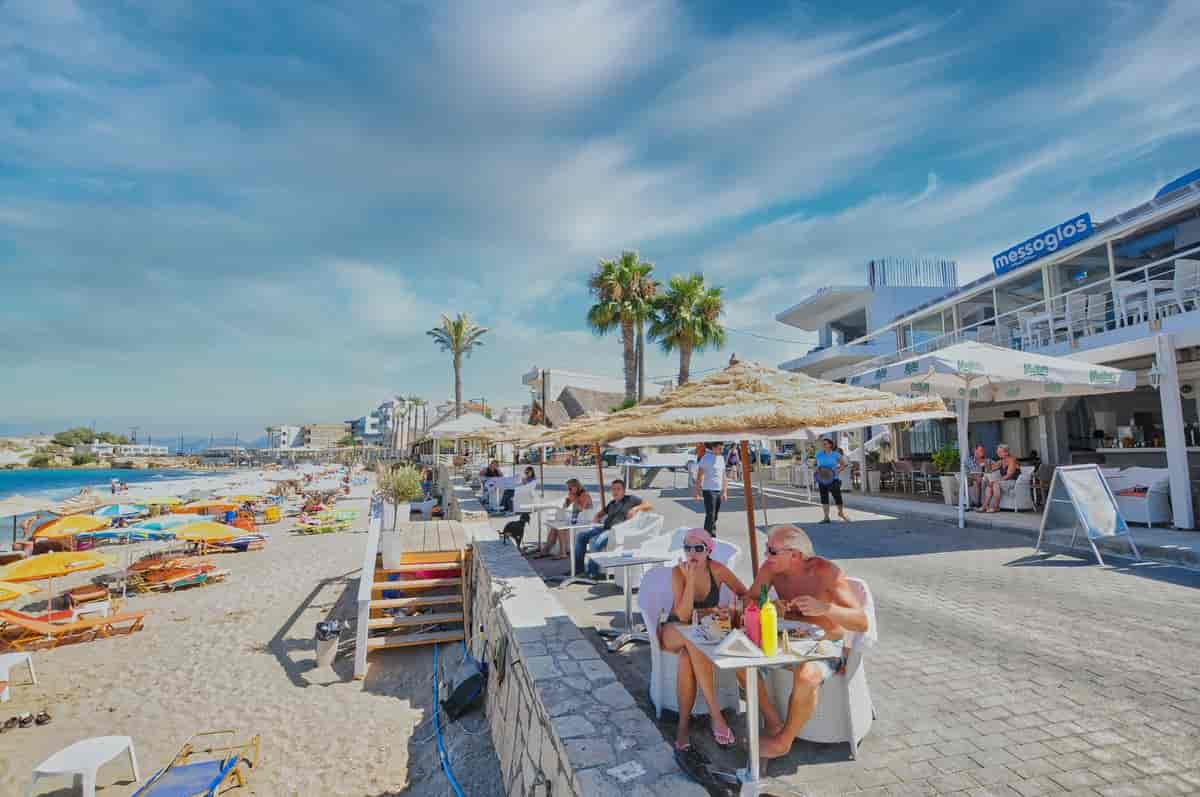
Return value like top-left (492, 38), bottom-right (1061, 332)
top-left (638, 542), bottom-right (742, 719)
top-left (763, 577), bottom-right (878, 759)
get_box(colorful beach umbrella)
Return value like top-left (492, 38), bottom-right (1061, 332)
top-left (135, 496), bottom-right (182, 507)
top-left (181, 500), bottom-right (239, 512)
top-left (32, 514), bottom-right (110, 539)
top-left (133, 515), bottom-right (200, 532)
top-left (174, 521), bottom-right (238, 544)
top-left (0, 551), bottom-right (114, 582)
top-left (0, 550), bottom-right (114, 611)
top-left (223, 495), bottom-right (262, 504)
top-left (95, 503), bottom-right (147, 518)
top-left (0, 581), bottom-right (39, 604)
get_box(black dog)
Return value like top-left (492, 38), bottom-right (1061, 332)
top-left (499, 515), bottom-right (529, 547)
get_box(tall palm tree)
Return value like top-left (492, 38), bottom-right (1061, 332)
top-left (427, 314), bottom-right (489, 418)
top-left (587, 251), bottom-right (658, 404)
top-left (649, 273), bottom-right (726, 386)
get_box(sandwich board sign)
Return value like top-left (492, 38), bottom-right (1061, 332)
top-left (1035, 464), bottom-right (1140, 565)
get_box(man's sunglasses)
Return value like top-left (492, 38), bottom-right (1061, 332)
top-left (766, 545), bottom-right (790, 557)
top-left (682, 544), bottom-right (708, 553)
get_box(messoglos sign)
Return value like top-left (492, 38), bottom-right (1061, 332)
top-left (992, 213), bottom-right (1093, 276)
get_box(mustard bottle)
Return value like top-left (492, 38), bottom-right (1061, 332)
top-left (759, 586), bottom-right (778, 656)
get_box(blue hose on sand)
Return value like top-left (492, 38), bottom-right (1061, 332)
top-left (432, 642), bottom-right (467, 797)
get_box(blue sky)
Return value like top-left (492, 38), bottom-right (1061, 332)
top-left (3, 0), bottom-right (1200, 439)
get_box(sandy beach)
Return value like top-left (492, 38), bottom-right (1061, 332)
top-left (0, 484), bottom-right (503, 796)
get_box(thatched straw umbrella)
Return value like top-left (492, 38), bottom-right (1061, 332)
top-left (555, 361), bottom-right (950, 572)
top-left (477, 423), bottom-right (557, 489)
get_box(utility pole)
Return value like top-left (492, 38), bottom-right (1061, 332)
top-left (130, 426), bottom-right (139, 443)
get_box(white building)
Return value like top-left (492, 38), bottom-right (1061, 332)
top-left (777, 168), bottom-right (1200, 528)
top-left (73, 442), bottom-right (169, 457)
top-left (776, 257), bottom-right (958, 375)
top-left (266, 425), bottom-right (302, 449)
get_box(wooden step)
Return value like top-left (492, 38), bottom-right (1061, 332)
top-left (376, 563), bottom-right (462, 575)
top-left (369, 595), bottom-right (463, 611)
top-left (367, 630), bottom-right (465, 650)
top-left (367, 611), bottom-right (463, 630)
top-left (371, 577), bottom-right (461, 592)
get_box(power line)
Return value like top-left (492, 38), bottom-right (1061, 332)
top-left (724, 326), bottom-right (816, 345)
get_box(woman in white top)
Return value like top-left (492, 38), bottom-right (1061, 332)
top-left (540, 478), bottom-right (593, 559)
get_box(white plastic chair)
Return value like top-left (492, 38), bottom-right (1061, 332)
top-left (512, 482), bottom-right (539, 515)
top-left (763, 577), bottom-right (878, 759)
top-left (28, 735), bottom-right (140, 797)
top-left (1085, 292), bottom-right (1108, 335)
top-left (601, 512), bottom-right (667, 591)
top-left (0, 652), bottom-right (36, 703)
top-left (1153, 258), bottom-right (1200, 318)
top-left (638, 551), bottom-right (742, 720)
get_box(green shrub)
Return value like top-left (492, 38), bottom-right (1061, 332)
top-left (378, 465), bottom-right (426, 529)
top-left (931, 445), bottom-right (961, 474)
top-left (71, 453), bottom-right (97, 466)
top-left (27, 453), bottom-right (52, 468)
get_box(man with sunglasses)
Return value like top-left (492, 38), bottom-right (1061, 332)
top-left (573, 479), bottom-right (653, 578)
top-left (743, 525), bottom-right (868, 759)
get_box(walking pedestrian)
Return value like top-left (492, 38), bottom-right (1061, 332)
top-left (694, 441), bottom-right (728, 535)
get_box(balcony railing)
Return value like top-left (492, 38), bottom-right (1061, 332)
top-left (849, 243), bottom-right (1200, 376)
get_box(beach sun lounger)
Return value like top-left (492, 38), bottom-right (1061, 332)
top-left (0, 609), bottom-right (145, 651)
top-left (133, 730), bottom-right (260, 797)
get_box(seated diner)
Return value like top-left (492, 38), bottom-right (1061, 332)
top-left (981, 444), bottom-right (1019, 512)
top-left (744, 525), bottom-right (868, 759)
top-left (658, 528), bottom-right (747, 751)
top-left (573, 479), bottom-right (653, 578)
top-left (538, 478), bottom-right (592, 559)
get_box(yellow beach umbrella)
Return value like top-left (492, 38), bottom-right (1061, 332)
top-left (223, 495), bottom-right (262, 504)
top-left (0, 550), bottom-right (114, 609)
top-left (174, 521), bottom-right (238, 544)
top-left (0, 580), bottom-right (39, 604)
top-left (0, 551), bottom-right (114, 582)
top-left (182, 500), bottom-right (239, 511)
top-left (32, 514), bottom-right (110, 539)
top-left (137, 496), bottom-right (182, 507)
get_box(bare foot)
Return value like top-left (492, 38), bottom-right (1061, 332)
top-left (758, 732), bottom-right (794, 759)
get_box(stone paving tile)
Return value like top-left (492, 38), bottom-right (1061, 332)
top-left (540, 483), bottom-right (1200, 797)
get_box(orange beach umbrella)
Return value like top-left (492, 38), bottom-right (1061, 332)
top-left (32, 514), bottom-right (110, 539)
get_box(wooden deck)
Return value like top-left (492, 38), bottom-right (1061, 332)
top-left (363, 520), bottom-right (471, 655)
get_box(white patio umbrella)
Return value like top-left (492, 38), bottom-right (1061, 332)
top-left (847, 342), bottom-right (1137, 528)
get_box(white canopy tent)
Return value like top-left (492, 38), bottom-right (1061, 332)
top-left (847, 342), bottom-right (1137, 528)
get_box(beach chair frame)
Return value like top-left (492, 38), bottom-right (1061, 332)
top-left (134, 729), bottom-right (260, 797)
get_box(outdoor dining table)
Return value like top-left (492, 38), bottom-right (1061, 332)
top-left (523, 500), bottom-right (562, 554)
top-left (548, 521), bottom-right (600, 587)
top-left (680, 625), bottom-right (842, 796)
top-left (587, 550), bottom-right (670, 651)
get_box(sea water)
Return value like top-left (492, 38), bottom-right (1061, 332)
top-left (0, 468), bottom-right (203, 504)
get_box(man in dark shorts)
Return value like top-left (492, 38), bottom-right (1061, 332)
top-left (573, 479), bottom-right (653, 577)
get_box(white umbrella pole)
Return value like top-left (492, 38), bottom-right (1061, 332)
top-left (957, 396), bottom-right (970, 529)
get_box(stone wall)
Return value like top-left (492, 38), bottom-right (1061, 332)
top-left (469, 539), bottom-right (705, 797)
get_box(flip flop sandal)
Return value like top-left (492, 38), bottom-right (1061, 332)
top-left (18, 712), bottom-right (34, 728)
top-left (3, 717), bottom-right (18, 730)
top-left (711, 724), bottom-right (736, 748)
top-left (35, 711), bottom-right (51, 726)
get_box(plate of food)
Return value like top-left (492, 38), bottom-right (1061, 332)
top-left (780, 620), bottom-right (825, 639)
top-left (694, 613), bottom-right (732, 644)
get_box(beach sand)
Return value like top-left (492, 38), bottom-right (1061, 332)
top-left (1, 488), bottom-right (503, 796)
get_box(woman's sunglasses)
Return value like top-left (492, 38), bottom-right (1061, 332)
top-left (682, 543), bottom-right (708, 553)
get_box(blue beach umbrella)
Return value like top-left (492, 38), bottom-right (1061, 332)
top-left (95, 503), bottom-right (148, 518)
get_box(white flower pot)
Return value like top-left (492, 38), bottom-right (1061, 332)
top-left (939, 475), bottom-right (959, 505)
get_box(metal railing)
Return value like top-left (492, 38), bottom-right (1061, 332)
top-left (353, 495), bottom-right (384, 679)
top-left (848, 243), bottom-right (1200, 376)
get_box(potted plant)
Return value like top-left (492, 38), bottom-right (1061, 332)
top-left (377, 465), bottom-right (426, 530)
top-left (865, 450), bottom-right (882, 492)
top-left (931, 445), bottom-right (961, 506)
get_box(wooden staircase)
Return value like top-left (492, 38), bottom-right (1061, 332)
top-left (363, 523), bottom-right (469, 653)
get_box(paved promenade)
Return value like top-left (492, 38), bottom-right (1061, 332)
top-left (518, 467), bottom-right (1200, 796)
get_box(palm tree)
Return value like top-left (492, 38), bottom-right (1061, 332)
top-left (649, 273), bottom-right (726, 386)
top-left (427, 314), bottom-right (489, 418)
top-left (587, 251), bottom-right (658, 404)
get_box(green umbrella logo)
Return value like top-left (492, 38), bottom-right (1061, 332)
top-left (1089, 370), bottom-right (1117, 385)
top-left (904, 361), bottom-right (920, 375)
top-left (1024, 363), bottom-right (1049, 378)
